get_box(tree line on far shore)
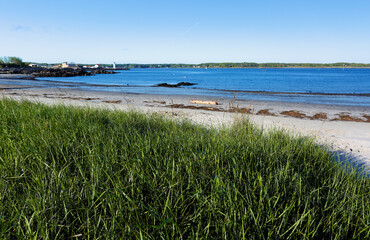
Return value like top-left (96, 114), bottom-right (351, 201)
top-left (2, 56), bottom-right (370, 69)
top-left (113, 62), bottom-right (370, 69)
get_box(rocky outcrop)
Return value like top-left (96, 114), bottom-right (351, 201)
top-left (0, 67), bottom-right (42, 75)
top-left (90, 69), bottom-right (116, 75)
top-left (34, 69), bottom-right (93, 77)
top-left (155, 82), bottom-right (196, 88)
top-left (0, 67), bottom-right (117, 78)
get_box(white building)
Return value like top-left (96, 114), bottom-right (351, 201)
top-left (61, 62), bottom-right (76, 68)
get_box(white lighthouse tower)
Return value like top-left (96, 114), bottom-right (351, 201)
top-left (113, 62), bottom-right (116, 69)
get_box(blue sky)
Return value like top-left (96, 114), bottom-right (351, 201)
top-left (1, 0), bottom-right (370, 64)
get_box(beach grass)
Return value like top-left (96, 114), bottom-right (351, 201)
top-left (0, 98), bottom-right (369, 239)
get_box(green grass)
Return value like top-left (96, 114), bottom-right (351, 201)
top-left (0, 98), bottom-right (369, 239)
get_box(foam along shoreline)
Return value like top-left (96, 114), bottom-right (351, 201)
top-left (1, 85), bottom-right (370, 170)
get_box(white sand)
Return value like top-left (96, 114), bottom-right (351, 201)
top-left (1, 86), bottom-right (370, 169)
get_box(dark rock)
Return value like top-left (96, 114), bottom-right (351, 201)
top-left (0, 67), bottom-right (117, 78)
top-left (156, 83), bottom-right (178, 88)
top-left (90, 69), bottom-right (116, 74)
top-left (177, 82), bottom-right (196, 86)
top-left (33, 68), bottom-right (93, 77)
top-left (155, 82), bottom-right (197, 88)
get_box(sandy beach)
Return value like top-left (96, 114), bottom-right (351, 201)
top-left (1, 84), bottom-right (370, 169)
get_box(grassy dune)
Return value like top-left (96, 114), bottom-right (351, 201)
top-left (0, 99), bottom-right (369, 239)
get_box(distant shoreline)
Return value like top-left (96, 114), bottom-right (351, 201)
top-left (191, 67), bottom-right (370, 69)
top-left (108, 66), bottom-right (370, 69)
top-left (2, 66), bottom-right (370, 71)
top-left (11, 62), bottom-right (370, 69)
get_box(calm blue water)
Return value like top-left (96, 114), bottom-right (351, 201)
top-left (4, 68), bottom-right (370, 106)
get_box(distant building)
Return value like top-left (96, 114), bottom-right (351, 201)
top-left (113, 62), bottom-right (116, 69)
top-left (61, 62), bottom-right (76, 68)
top-left (29, 63), bottom-right (38, 67)
top-left (93, 64), bottom-right (100, 68)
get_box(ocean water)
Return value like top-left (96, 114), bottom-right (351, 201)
top-left (4, 68), bottom-right (370, 106)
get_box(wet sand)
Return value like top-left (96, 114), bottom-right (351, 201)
top-left (1, 85), bottom-right (370, 169)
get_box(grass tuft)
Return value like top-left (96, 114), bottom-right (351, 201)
top-left (0, 98), bottom-right (369, 239)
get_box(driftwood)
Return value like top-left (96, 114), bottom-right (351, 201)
top-left (190, 100), bottom-right (218, 105)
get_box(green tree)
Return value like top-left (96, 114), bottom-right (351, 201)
top-left (0, 56), bottom-right (26, 67)
top-left (9, 56), bottom-right (25, 66)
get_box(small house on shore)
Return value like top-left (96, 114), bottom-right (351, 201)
top-left (61, 62), bottom-right (77, 68)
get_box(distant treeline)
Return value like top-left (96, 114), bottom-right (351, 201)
top-left (108, 62), bottom-right (370, 69)
top-left (3, 57), bottom-right (370, 69)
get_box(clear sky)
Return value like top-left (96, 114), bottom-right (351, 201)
top-left (1, 0), bottom-right (370, 64)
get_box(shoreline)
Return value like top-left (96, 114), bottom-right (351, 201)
top-left (1, 83), bottom-right (368, 122)
top-left (1, 71), bottom-right (370, 97)
top-left (1, 85), bottom-right (370, 169)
